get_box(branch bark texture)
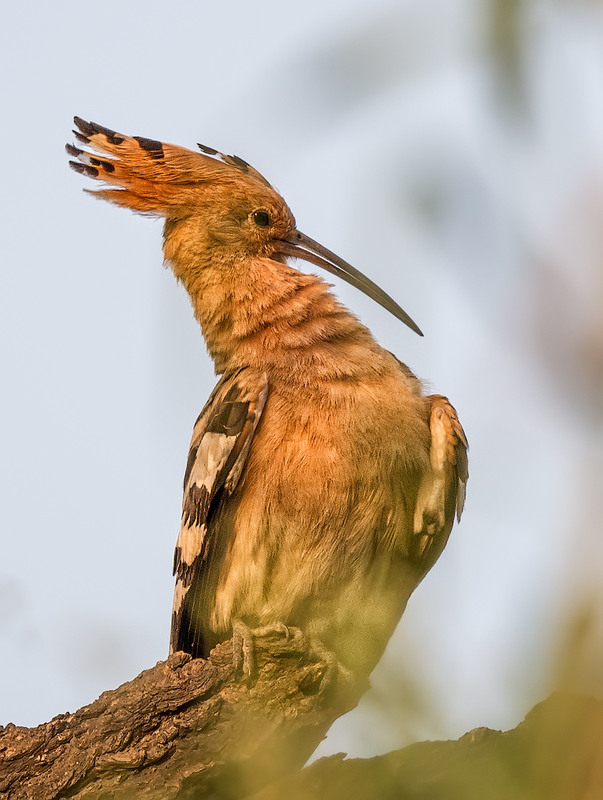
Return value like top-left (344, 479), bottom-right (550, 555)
top-left (0, 634), bottom-right (364, 799)
top-left (2, 638), bottom-right (601, 800)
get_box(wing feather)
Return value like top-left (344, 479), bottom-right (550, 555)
top-left (411, 395), bottom-right (468, 573)
top-left (170, 368), bottom-right (268, 656)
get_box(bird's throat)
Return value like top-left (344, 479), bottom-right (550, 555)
top-left (181, 256), bottom-right (377, 379)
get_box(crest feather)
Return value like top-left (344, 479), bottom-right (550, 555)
top-left (66, 117), bottom-right (273, 215)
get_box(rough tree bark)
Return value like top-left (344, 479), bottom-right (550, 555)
top-left (0, 632), bottom-right (366, 800)
top-left (2, 634), bottom-right (602, 800)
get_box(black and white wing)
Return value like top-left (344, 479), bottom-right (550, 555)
top-left (170, 367), bottom-right (269, 657)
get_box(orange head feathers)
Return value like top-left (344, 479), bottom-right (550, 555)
top-left (66, 117), bottom-right (422, 336)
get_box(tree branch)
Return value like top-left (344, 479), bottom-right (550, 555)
top-left (253, 693), bottom-right (603, 800)
top-left (0, 633), bottom-right (366, 800)
top-left (3, 635), bottom-right (602, 800)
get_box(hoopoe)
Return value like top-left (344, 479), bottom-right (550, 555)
top-left (67, 117), bottom-right (468, 681)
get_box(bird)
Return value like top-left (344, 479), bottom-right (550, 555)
top-left (66, 117), bottom-right (468, 682)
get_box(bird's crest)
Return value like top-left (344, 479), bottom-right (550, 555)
top-left (66, 117), bottom-right (274, 216)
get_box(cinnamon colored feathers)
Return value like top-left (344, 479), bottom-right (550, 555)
top-left (67, 117), bottom-right (468, 679)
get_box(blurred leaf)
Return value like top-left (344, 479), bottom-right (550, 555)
top-left (488, 0), bottom-right (525, 113)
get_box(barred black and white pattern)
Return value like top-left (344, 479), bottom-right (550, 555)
top-left (170, 368), bottom-right (268, 657)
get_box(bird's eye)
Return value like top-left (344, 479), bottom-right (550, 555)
top-left (253, 210), bottom-right (271, 227)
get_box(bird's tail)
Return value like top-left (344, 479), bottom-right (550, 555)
top-left (66, 116), bottom-right (272, 215)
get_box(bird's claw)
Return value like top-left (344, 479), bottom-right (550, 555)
top-left (252, 621), bottom-right (294, 640)
top-left (232, 620), bottom-right (300, 680)
top-left (309, 637), bottom-right (352, 695)
top-left (295, 636), bottom-right (354, 697)
top-left (232, 622), bottom-right (351, 696)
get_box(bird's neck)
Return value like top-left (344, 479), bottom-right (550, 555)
top-left (178, 256), bottom-right (384, 381)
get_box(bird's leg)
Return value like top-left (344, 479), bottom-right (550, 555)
top-left (232, 620), bottom-right (256, 679)
top-left (232, 619), bottom-right (299, 680)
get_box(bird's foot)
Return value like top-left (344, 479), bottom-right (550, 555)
top-left (231, 622), bottom-right (353, 696)
top-left (297, 637), bottom-right (354, 697)
top-left (232, 620), bottom-right (300, 680)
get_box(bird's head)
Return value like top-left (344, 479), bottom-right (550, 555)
top-left (67, 118), bottom-right (422, 335)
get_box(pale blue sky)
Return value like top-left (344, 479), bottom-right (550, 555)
top-left (1, 0), bottom-right (602, 758)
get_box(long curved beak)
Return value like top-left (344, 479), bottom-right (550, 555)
top-left (275, 231), bottom-right (423, 336)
